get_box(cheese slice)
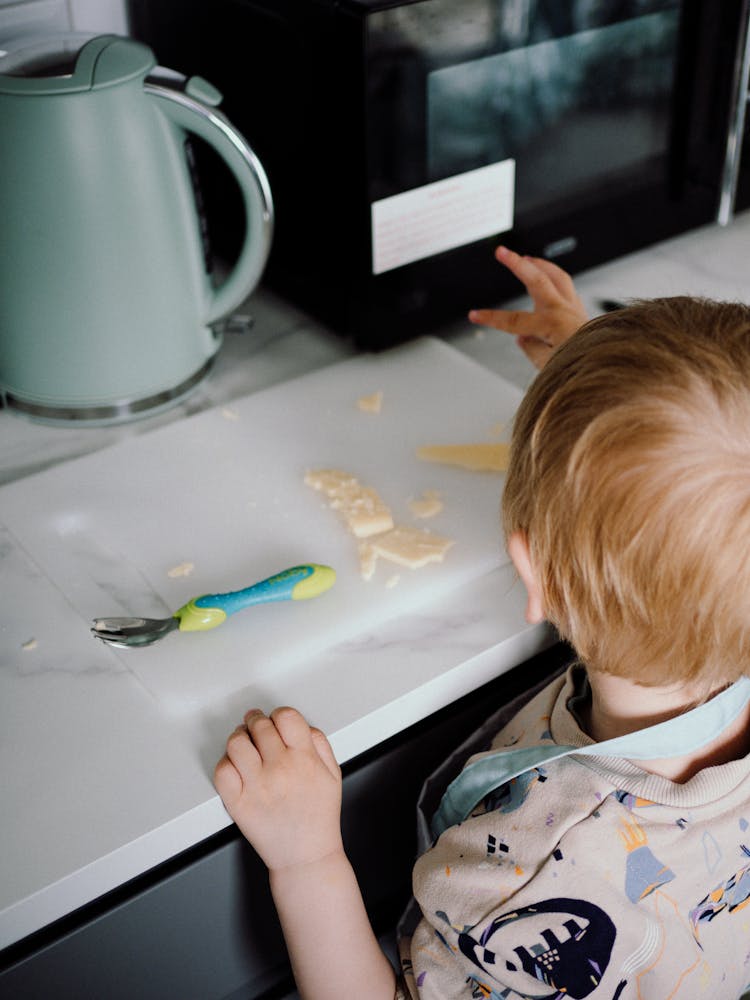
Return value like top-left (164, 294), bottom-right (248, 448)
top-left (369, 525), bottom-right (454, 569)
top-left (305, 468), bottom-right (394, 538)
top-left (416, 442), bottom-right (510, 472)
top-left (304, 468), bottom-right (357, 495)
top-left (306, 469), bottom-right (454, 577)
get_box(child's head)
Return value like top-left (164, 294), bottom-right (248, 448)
top-left (503, 296), bottom-right (750, 689)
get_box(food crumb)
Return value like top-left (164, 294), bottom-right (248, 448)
top-left (221, 407), bottom-right (240, 421)
top-left (358, 542), bottom-right (378, 582)
top-left (168, 561), bottom-right (194, 578)
top-left (408, 489), bottom-right (443, 519)
top-left (21, 638), bottom-right (38, 651)
top-left (369, 525), bottom-right (454, 569)
top-left (357, 391), bottom-right (383, 414)
top-left (385, 574), bottom-right (401, 589)
top-left (306, 468), bottom-right (453, 578)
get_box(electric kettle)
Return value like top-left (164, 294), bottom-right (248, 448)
top-left (0, 33), bottom-right (273, 424)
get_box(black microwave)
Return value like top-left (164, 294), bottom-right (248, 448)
top-left (133, 0), bottom-right (749, 349)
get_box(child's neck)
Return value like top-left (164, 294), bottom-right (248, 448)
top-left (581, 670), bottom-right (750, 783)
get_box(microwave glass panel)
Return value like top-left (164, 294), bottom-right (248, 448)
top-left (427, 10), bottom-right (680, 214)
top-left (367, 0), bottom-right (681, 214)
top-left (369, 0), bottom-right (678, 54)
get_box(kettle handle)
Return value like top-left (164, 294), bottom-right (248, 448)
top-left (145, 78), bottom-right (273, 324)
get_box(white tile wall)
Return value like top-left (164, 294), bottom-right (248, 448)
top-left (68, 0), bottom-right (128, 34)
top-left (0, 1), bottom-right (69, 42)
top-left (0, 0), bottom-right (128, 44)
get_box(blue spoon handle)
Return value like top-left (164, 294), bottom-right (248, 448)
top-left (174, 564), bottom-right (336, 632)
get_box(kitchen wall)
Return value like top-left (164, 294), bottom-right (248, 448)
top-left (0, 0), bottom-right (128, 43)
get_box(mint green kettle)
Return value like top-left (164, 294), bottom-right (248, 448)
top-left (0, 34), bottom-right (273, 424)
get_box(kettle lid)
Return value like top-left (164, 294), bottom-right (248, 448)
top-left (0, 33), bottom-right (155, 95)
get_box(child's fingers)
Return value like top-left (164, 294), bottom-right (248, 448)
top-left (214, 753), bottom-right (243, 803)
top-left (494, 246), bottom-right (563, 306)
top-left (310, 726), bottom-right (341, 779)
top-left (524, 255), bottom-right (580, 302)
top-left (270, 705), bottom-right (316, 750)
top-left (469, 306), bottom-right (549, 338)
top-left (267, 707), bottom-right (340, 779)
top-left (244, 709), bottom-right (286, 761)
top-left (225, 721), bottom-right (263, 772)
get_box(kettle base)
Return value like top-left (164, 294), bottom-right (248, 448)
top-left (2, 356), bottom-right (216, 427)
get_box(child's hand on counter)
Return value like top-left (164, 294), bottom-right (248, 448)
top-left (214, 706), bottom-right (343, 872)
top-left (215, 709), bottom-right (396, 999)
top-left (469, 246), bottom-right (588, 369)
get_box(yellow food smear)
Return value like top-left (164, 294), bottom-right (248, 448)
top-left (416, 442), bottom-right (510, 472)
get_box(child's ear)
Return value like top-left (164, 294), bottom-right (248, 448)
top-left (507, 531), bottom-right (545, 624)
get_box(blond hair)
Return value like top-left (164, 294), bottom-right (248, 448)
top-left (502, 297), bottom-right (750, 688)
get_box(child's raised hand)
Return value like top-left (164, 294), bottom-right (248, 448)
top-left (214, 706), bottom-right (344, 872)
top-left (469, 246), bottom-right (588, 369)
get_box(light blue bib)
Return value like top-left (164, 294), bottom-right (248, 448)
top-left (431, 676), bottom-right (750, 839)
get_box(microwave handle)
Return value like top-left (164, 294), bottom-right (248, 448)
top-left (718, 0), bottom-right (750, 224)
top-left (145, 72), bottom-right (274, 323)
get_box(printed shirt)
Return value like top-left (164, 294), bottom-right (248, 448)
top-left (398, 666), bottom-right (750, 1000)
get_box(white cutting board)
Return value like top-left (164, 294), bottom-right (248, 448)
top-left (0, 337), bottom-right (523, 717)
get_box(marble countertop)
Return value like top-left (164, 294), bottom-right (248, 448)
top-left (1, 212), bottom-right (748, 952)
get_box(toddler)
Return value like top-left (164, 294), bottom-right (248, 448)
top-left (215, 247), bottom-right (750, 999)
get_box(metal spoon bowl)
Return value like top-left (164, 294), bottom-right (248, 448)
top-left (91, 616), bottom-right (179, 647)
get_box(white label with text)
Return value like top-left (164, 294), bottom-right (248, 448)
top-left (371, 159), bottom-right (515, 275)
